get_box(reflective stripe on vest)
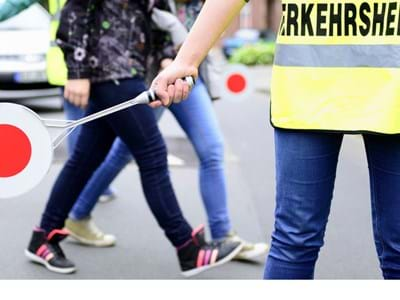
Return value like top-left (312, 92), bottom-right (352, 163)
top-left (271, 0), bottom-right (400, 134)
top-left (46, 0), bottom-right (67, 86)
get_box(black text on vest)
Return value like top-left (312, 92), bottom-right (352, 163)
top-left (280, 2), bottom-right (400, 37)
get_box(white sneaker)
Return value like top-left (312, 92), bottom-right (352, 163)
top-left (98, 188), bottom-right (117, 203)
top-left (65, 217), bottom-right (116, 247)
top-left (98, 194), bottom-right (117, 203)
top-left (224, 231), bottom-right (269, 261)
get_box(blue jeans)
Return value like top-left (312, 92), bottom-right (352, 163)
top-left (41, 78), bottom-right (192, 247)
top-left (63, 99), bottom-right (113, 196)
top-left (264, 128), bottom-right (400, 279)
top-left (69, 79), bottom-right (232, 239)
top-left (63, 100), bottom-right (84, 154)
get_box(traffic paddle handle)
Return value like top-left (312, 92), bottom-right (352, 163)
top-left (41, 76), bottom-right (196, 149)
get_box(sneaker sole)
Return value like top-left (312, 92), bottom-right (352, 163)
top-left (234, 243), bottom-right (269, 261)
top-left (181, 242), bottom-right (244, 278)
top-left (98, 195), bottom-right (117, 203)
top-left (67, 231), bottom-right (116, 247)
top-left (24, 250), bottom-right (76, 274)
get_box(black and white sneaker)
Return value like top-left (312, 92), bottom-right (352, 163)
top-left (25, 228), bottom-right (76, 274)
top-left (177, 225), bottom-right (243, 277)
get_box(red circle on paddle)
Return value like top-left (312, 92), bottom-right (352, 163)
top-left (226, 73), bottom-right (247, 93)
top-left (0, 124), bottom-right (32, 177)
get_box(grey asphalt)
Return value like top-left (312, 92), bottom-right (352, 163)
top-left (0, 66), bottom-right (381, 279)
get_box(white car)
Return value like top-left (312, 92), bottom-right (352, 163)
top-left (0, 3), bottom-right (61, 106)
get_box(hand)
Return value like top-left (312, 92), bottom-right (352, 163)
top-left (64, 79), bottom-right (91, 109)
top-left (150, 60), bottom-right (198, 107)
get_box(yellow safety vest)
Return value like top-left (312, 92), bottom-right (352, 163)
top-left (271, 0), bottom-right (400, 134)
top-left (46, 0), bottom-right (67, 86)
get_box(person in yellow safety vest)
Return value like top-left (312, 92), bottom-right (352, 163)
top-left (0, 0), bottom-right (67, 85)
top-left (152, 0), bottom-right (400, 279)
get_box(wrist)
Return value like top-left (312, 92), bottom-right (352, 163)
top-left (160, 58), bottom-right (173, 69)
top-left (173, 56), bottom-right (197, 72)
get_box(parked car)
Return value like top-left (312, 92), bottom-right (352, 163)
top-left (222, 28), bottom-right (275, 59)
top-left (0, 3), bottom-right (61, 107)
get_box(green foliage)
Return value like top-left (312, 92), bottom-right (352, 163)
top-left (229, 42), bottom-right (276, 66)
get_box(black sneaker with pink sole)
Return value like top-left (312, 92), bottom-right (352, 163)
top-left (25, 228), bottom-right (76, 274)
top-left (177, 225), bottom-right (243, 277)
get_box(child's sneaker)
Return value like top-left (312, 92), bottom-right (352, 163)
top-left (224, 231), bottom-right (269, 261)
top-left (177, 225), bottom-right (243, 277)
top-left (65, 217), bottom-right (116, 247)
top-left (99, 187), bottom-right (117, 203)
top-left (25, 228), bottom-right (76, 274)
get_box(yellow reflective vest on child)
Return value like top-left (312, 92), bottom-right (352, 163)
top-left (46, 0), bottom-right (67, 86)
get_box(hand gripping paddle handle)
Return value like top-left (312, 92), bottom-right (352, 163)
top-left (147, 76), bottom-right (196, 102)
top-left (44, 76), bottom-right (196, 148)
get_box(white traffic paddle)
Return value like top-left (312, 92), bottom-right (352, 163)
top-left (0, 77), bottom-right (194, 199)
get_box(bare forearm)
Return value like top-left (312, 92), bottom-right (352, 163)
top-left (150, 0), bottom-right (247, 107)
top-left (175, 0), bottom-right (247, 68)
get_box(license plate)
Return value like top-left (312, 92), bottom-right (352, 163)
top-left (14, 71), bottom-right (47, 83)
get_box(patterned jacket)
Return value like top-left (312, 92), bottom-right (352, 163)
top-left (56, 0), bottom-right (176, 83)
